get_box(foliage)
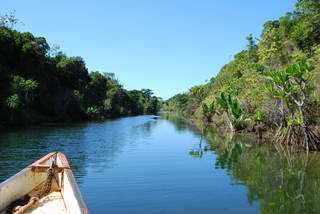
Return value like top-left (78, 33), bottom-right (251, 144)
top-left (56, 56), bottom-right (89, 91)
top-left (253, 109), bottom-right (266, 124)
top-left (216, 92), bottom-right (245, 132)
top-left (163, 0), bottom-right (320, 139)
top-left (266, 61), bottom-right (312, 122)
top-left (266, 60), bottom-right (320, 149)
top-left (202, 101), bottom-right (216, 124)
top-left (6, 75), bottom-right (39, 111)
top-left (0, 14), bottom-right (159, 124)
top-left (0, 12), bottom-right (18, 28)
top-left (6, 94), bottom-right (20, 110)
top-left (246, 34), bottom-right (258, 63)
top-left (87, 106), bottom-right (99, 114)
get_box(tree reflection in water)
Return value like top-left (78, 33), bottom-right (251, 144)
top-left (205, 132), bottom-right (320, 214)
top-left (189, 130), bottom-right (210, 158)
top-left (151, 114), bottom-right (320, 213)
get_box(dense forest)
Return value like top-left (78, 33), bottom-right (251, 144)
top-left (162, 0), bottom-right (320, 150)
top-left (0, 14), bottom-right (160, 125)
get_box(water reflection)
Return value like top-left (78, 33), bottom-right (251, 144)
top-left (204, 130), bottom-right (320, 214)
top-left (83, 116), bottom-right (159, 173)
top-left (129, 119), bottom-right (158, 140)
top-left (161, 114), bottom-right (193, 132)
top-left (165, 114), bottom-right (320, 214)
top-left (189, 134), bottom-right (211, 158)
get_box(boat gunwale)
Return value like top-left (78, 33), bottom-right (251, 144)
top-left (30, 152), bottom-right (70, 169)
top-left (0, 152), bottom-right (89, 214)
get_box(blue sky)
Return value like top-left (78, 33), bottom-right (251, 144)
top-left (1, 0), bottom-right (296, 99)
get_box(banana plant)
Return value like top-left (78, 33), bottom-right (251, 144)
top-left (216, 91), bottom-right (244, 132)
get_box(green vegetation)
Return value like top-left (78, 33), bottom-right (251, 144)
top-left (0, 15), bottom-right (160, 124)
top-left (216, 92), bottom-right (245, 133)
top-left (266, 61), bottom-right (320, 150)
top-left (162, 0), bottom-right (320, 149)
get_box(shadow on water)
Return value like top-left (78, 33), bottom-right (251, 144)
top-left (165, 114), bottom-right (320, 214)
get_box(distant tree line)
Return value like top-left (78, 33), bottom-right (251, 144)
top-left (0, 15), bottom-right (160, 124)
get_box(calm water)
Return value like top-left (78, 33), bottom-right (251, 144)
top-left (1, 115), bottom-right (320, 214)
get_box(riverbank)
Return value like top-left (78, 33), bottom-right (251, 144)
top-left (160, 111), bottom-right (320, 147)
top-left (162, 1), bottom-right (320, 150)
top-left (160, 111), bottom-right (261, 139)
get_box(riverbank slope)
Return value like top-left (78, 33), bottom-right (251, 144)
top-left (162, 0), bottom-right (320, 145)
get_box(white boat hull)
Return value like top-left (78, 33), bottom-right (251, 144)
top-left (0, 152), bottom-right (88, 214)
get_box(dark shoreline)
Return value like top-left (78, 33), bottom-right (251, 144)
top-left (0, 113), bottom-right (158, 131)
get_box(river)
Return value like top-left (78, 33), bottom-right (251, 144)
top-left (1, 115), bottom-right (320, 214)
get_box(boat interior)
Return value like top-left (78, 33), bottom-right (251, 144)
top-left (0, 152), bottom-right (87, 214)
